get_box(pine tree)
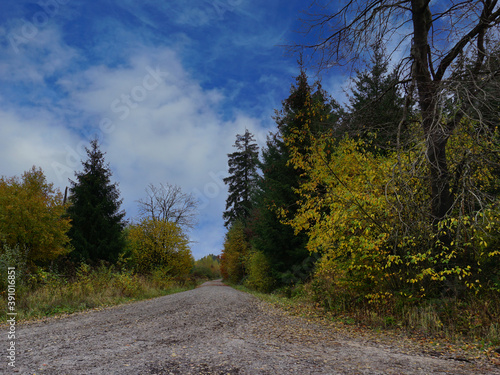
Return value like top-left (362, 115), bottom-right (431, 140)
top-left (251, 69), bottom-right (339, 284)
top-left (277, 69), bottom-right (341, 152)
top-left (251, 135), bottom-right (309, 281)
top-left (223, 129), bottom-right (259, 228)
top-left (346, 43), bottom-right (406, 151)
top-left (67, 139), bottom-right (126, 263)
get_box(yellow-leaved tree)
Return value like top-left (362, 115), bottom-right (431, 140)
top-left (282, 131), bottom-right (396, 304)
top-left (0, 166), bottom-right (71, 265)
top-left (284, 114), bottom-right (500, 306)
top-left (127, 218), bottom-right (194, 277)
top-left (220, 220), bottom-right (249, 284)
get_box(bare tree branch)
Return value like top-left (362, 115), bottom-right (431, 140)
top-left (137, 183), bottom-right (199, 230)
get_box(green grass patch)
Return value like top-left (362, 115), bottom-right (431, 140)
top-left (0, 265), bottom-right (198, 322)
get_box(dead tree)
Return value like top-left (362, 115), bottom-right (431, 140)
top-left (137, 182), bottom-right (199, 230)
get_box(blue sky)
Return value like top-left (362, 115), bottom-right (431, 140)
top-left (0, 0), bottom-right (349, 260)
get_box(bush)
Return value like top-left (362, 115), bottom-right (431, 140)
top-left (127, 218), bottom-right (194, 277)
top-left (220, 221), bottom-right (249, 284)
top-left (0, 244), bottom-right (28, 291)
top-left (0, 167), bottom-right (71, 264)
top-left (244, 250), bottom-right (274, 293)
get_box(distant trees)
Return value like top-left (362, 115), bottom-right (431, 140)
top-left (192, 254), bottom-right (221, 279)
top-left (223, 129), bottom-right (259, 228)
top-left (67, 139), bottom-right (126, 263)
top-left (0, 166), bottom-right (71, 265)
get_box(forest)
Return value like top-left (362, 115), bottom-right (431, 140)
top-left (220, 1), bottom-right (500, 343)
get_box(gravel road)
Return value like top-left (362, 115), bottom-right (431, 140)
top-left (4, 280), bottom-right (500, 374)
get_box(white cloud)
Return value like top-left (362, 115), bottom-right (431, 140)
top-left (0, 107), bottom-right (79, 191)
top-left (0, 25), bottom-right (79, 84)
top-left (0, 1), bottom-right (289, 260)
top-left (33, 46), bottom-right (266, 259)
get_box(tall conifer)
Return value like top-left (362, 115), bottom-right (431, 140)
top-left (223, 129), bottom-right (259, 228)
top-left (251, 69), bottom-right (339, 284)
top-left (67, 139), bottom-right (126, 263)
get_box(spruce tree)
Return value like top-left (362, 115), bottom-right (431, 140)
top-left (67, 139), bottom-right (126, 263)
top-left (251, 69), bottom-right (339, 284)
top-left (251, 135), bottom-right (309, 281)
top-left (346, 43), bottom-right (406, 150)
top-left (223, 129), bottom-right (259, 228)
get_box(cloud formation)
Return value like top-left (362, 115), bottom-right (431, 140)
top-left (0, 0), bottom-right (307, 259)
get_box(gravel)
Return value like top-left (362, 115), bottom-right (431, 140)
top-left (4, 280), bottom-right (499, 374)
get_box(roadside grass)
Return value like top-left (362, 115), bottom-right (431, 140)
top-left (232, 283), bottom-right (500, 362)
top-left (0, 265), bottom-right (198, 322)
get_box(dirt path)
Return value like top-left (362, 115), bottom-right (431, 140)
top-left (4, 280), bottom-right (499, 374)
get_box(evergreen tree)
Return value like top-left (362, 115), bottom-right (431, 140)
top-left (223, 129), bottom-right (259, 228)
top-left (251, 69), bottom-right (339, 284)
top-left (251, 135), bottom-right (309, 281)
top-left (346, 43), bottom-right (406, 151)
top-left (67, 139), bottom-right (126, 263)
top-left (277, 69), bottom-right (342, 153)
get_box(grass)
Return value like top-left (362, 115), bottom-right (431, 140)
top-left (232, 282), bottom-right (500, 362)
top-left (0, 265), bottom-right (198, 322)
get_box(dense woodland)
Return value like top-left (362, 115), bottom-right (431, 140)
top-left (221, 1), bottom-right (500, 341)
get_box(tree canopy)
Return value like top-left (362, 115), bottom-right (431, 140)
top-left (297, 0), bottom-right (500, 223)
top-left (0, 166), bottom-right (71, 264)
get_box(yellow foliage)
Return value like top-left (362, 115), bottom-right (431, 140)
top-left (127, 218), bottom-right (194, 277)
top-left (284, 122), bottom-right (500, 301)
top-left (0, 166), bottom-right (71, 263)
top-left (283, 134), bottom-right (395, 295)
top-left (220, 221), bottom-right (249, 284)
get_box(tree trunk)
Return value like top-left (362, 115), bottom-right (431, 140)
top-left (411, 0), bottom-right (454, 223)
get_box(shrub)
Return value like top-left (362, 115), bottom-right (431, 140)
top-left (0, 167), bottom-right (71, 264)
top-left (220, 221), bottom-right (249, 284)
top-left (244, 250), bottom-right (274, 293)
top-left (127, 218), bottom-right (194, 277)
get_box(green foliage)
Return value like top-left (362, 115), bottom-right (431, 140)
top-left (67, 139), bottom-right (126, 263)
top-left (192, 254), bottom-right (221, 279)
top-left (283, 134), bottom-right (395, 301)
top-left (284, 119), bottom-right (500, 306)
top-left (220, 221), bottom-right (249, 284)
top-left (250, 69), bottom-right (339, 286)
top-left (0, 166), bottom-right (71, 265)
top-left (345, 42), bottom-right (406, 151)
top-left (127, 218), bottom-right (194, 277)
top-left (244, 250), bottom-right (274, 293)
top-left (223, 129), bottom-right (260, 228)
top-left (0, 264), bottom-right (196, 322)
top-left (0, 244), bottom-right (28, 292)
top-left (250, 135), bottom-right (309, 283)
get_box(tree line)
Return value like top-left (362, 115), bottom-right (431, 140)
top-left (0, 139), bottom-right (221, 288)
top-left (220, 1), bottom-right (500, 335)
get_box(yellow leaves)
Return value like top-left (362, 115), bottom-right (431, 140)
top-left (127, 218), bottom-right (193, 276)
top-left (220, 221), bottom-right (249, 283)
top-left (0, 166), bottom-right (71, 263)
